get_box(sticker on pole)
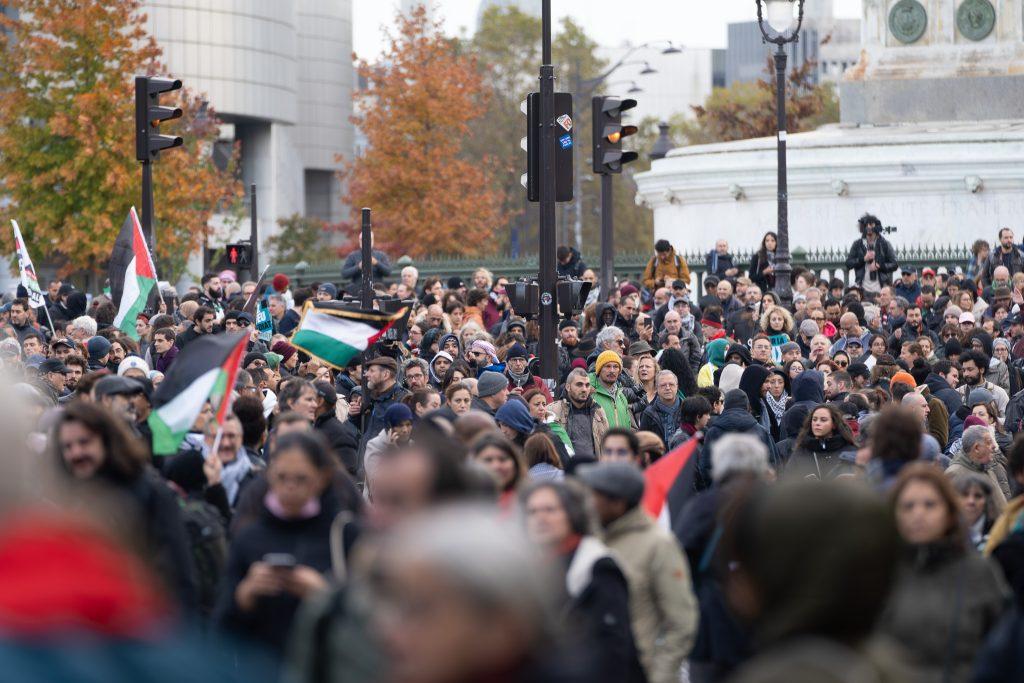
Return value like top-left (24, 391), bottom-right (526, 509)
top-left (556, 114), bottom-right (573, 131)
top-left (558, 134), bottom-right (573, 149)
top-left (540, 292), bottom-right (553, 306)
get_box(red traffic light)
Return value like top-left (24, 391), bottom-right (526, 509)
top-left (228, 247), bottom-right (238, 264)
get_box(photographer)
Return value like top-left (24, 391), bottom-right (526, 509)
top-left (845, 213), bottom-right (898, 298)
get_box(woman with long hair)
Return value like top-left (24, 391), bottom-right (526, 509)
top-left (951, 473), bottom-right (1000, 551)
top-left (879, 464), bottom-right (1008, 682)
top-left (966, 239), bottom-right (990, 281)
top-left (787, 404), bottom-right (858, 480)
top-left (865, 333), bottom-right (888, 370)
top-left (523, 432), bottom-right (563, 482)
top-left (635, 355), bottom-right (659, 404)
top-left (749, 231), bottom-right (777, 291)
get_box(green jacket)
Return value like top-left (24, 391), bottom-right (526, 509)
top-left (589, 373), bottom-right (634, 429)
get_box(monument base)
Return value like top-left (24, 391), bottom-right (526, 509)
top-left (634, 119), bottom-right (1024, 254)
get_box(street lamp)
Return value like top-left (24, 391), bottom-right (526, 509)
top-left (756, 0), bottom-right (804, 307)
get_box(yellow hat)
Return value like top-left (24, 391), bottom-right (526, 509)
top-left (595, 350), bottom-right (622, 375)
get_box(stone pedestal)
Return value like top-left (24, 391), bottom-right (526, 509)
top-left (842, 0), bottom-right (1024, 123)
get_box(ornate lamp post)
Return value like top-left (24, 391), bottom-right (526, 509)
top-left (756, 0), bottom-right (805, 306)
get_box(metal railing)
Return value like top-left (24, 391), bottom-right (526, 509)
top-left (273, 244), bottom-right (973, 290)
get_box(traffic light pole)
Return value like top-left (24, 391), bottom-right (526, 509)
top-left (537, 0), bottom-right (557, 380)
top-left (140, 159), bottom-right (155, 266)
top-left (249, 183), bottom-right (259, 281)
top-left (360, 207), bottom-right (373, 310)
top-left (600, 173), bottom-right (613, 302)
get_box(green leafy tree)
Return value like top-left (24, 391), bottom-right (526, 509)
top-left (266, 214), bottom-right (353, 264)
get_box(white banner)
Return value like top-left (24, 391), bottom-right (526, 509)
top-left (10, 220), bottom-right (46, 309)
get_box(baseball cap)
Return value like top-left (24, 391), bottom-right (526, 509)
top-left (93, 375), bottom-right (144, 398)
top-left (317, 282), bottom-right (338, 298)
top-left (38, 358), bottom-right (69, 375)
top-left (959, 312), bottom-right (976, 324)
top-left (921, 268), bottom-right (936, 276)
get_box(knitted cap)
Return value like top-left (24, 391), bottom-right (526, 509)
top-left (595, 350), bottom-right (622, 375)
top-left (476, 371), bottom-right (507, 398)
top-left (890, 371), bottom-right (916, 388)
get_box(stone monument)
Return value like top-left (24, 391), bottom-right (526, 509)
top-left (635, 0), bottom-right (1024, 260)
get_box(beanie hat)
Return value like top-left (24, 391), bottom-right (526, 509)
top-left (431, 350), bottom-right (454, 367)
top-left (571, 358), bottom-right (588, 370)
top-left (117, 356), bottom-right (150, 376)
top-left (723, 389), bottom-right (750, 412)
top-left (506, 343), bottom-right (529, 360)
top-left (477, 371), bottom-right (507, 398)
top-left (559, 318), bottom-right (579, 331)
top-left (271, 341), bottom-right (296, 363)
top-left (966, 387), bottom-right (995, 408)
top-left (963, 415), bottom-right (988, 429)
top-left (890, 371), bottom-right (916, 388)
top-left (272, 273), bottom-right (290, 292)
top-left (701, 311), bottom-right (722, 329)
top-left (779, 341), bottom-right (801, 356)
top-left (264, 352), bottom-right (283, 370)
top-left (799, 319), bottom-right (819, 337)
top-left (243, 352), bottom-right (267, 369)
top-left (595, 350), bottom-right (622, 375)
top-left (86, 336), bottom-right (112, 360)
top-left (383, 402), bottom-right (414, 427)
top-left (495, 399), bottom-right (534, 436)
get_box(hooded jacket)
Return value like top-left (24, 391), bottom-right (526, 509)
top-left (697, 338), bottom-right (731, 388)
top-left (788, 432), bottom-right (858, 480)
top-left (739, 365), bottom-right (779, 442)
top-left (779, 370), bottom-right (825, 440)
top-left (556, 247), bottom-right (587, 279)
top-left (697, 408), bottom-right (780, 491)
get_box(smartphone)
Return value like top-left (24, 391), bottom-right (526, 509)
top-left (263, 553), bottom-right (297, 570)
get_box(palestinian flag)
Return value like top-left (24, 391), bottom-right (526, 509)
top-left (290, 301), bottom-right (407, 370)
top-left (147, 332), bottom-right (249, 456)
top-left (109, 207), bottom-right (156, 341)
top-left (642, 438), bottom-right (698, 531)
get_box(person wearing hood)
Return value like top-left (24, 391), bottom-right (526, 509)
top-left (504, 343), bottom-right (552, 402)
top-left (739, 364), bottom-right (779, 442)
top-left (428, 350), bottom-right (453, 389)
top-left (555, 245), bottom-right (587, 279)
top-left (787, 404), bottom-right (859, 481)
top-left (437, 332), bottom-right (461, 360)
top-left (718, 363), bottom-right (743, 394)
top-left (698, 338), bottom-right (730, 388)
top-left (697, 389), bottom-right (780, 491)
top-left (779, 370), bottom-right (825, 442)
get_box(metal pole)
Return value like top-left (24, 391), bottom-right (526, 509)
top-left (141, 160), bottom-right (155, 269)
top-left (249, 183), bottom-right (259, 281)
top-left (600, 173), bottom-right (613, 302)
top-left (573, 60), bottom-right (583, 252)
top-left (360, 208), bottom-right (373, 310)
top-left (537, 0), bottom-right (557, 380)
top-left (772, 44), bottom-right (792, 306)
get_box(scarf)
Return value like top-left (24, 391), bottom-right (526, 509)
top-left (507, 367), bottom-right (532, 388)
top-left (220, 450), bottom-right (253, 505)
top-left (264, 491), bottom-right (321, 520)
top-left (653, 397), bottom-right (681, 443)
top-left (765, 391), bottom-right (788, 423)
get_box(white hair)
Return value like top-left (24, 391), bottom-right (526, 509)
top-left (71, 315), bottom-right (97, 337)
top-left (961, 425), bottom-right (992, 454)
top-left (402, 265), bottom-right (419, 280)
top-left (712, 433), bottom-right (770, 485)
top-left (596, 325), bottom-right (624, 351)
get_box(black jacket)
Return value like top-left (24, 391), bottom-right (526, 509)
top-left (845, 234), bottom-right (898, 287)
top-left (697, 409), bottom-right (780, 490)
top-left (787, 434), bottom-right (858, 480)
top-left (214, 504), bottom-right (334, 654)
top-left (705, 250), bottom-right (736, 280)
top-left (984, 247), bottom-right (1024, 286)
top-left (557, 248), bottom-right (588, 279)
top-left (341, 249), bottom-right (392, 283)
top-left (638, 399), bottom-right (683, 447)
top-left (748, 251), bottom-right (775, 291)
top-left (924, 372), bottom-right (962, 418)
top-left (314, 412), bottom-right (360, 477)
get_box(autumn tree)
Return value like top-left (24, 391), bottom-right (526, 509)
top-left (0, 0), bottom-right (239, 279)
top-left (266, 214), bottom-right (353, 264)
top-left (344, 8), bottom-right (505, 257)
top-left (678, 57), bottom-right (838, 145)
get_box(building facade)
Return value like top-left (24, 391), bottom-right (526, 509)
top-left (142, 0), bottom-right (354, 268)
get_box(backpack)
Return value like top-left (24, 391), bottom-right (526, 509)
top-left (178, 498), bottom-right (228, 616)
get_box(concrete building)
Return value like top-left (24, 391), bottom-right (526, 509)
top-left (142, 0), bottom-right (354, 268)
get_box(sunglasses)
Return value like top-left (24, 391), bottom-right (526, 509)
top-left (836, 360), bottom-right (849, 367)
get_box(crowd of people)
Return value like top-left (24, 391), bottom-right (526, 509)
top-left (3, 214), bottom-right (1024, 681)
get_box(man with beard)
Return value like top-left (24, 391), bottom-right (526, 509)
top-left (175, 306), bottom-right (215, 350)
top-left (889, 303), bottom-right (939, 354)
top-left (504, 343), bottom-right (551, 401)
top-left (556, 319), bottom-right (584, 380)
top-left (7, 299), bottom-right (39, 343)
top-left (197, 272), bottom-right (224, 317)
top-left (548, 368), bottom-right (608, 458)
top-left (959, 349), bottom-right (1010, 417)
top-left (59, 354), bottom-right (87, 404)
top-left (359, 356), bottom-right (410, 452)
top-left (466, 339), bottom-right (501, 376)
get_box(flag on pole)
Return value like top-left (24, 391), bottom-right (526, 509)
top-left (642, 438), bottom-right (698, 531)
top-left (290, 301), bottom-right (407, 370)
top-left (108, 207), bottom-right (157, 341)
top-left (10, 220), bottom-right (46, 309)
top-left (147, 331), bottom-right (249, 456)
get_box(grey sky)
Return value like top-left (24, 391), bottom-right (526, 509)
top-left (353, 0), bottom-right (862, 59)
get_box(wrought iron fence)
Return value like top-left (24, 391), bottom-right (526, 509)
top-left (274, 244), bottom-right (973, 290)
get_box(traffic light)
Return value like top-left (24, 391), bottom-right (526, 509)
top-left (506, 281), bottom-right (540, 320)
top-left (521, 92), bottom-right (574, 202)
top-left (557, 279), bottom-right (592, 317)
top-left (135, 76), bottom-right (184, 162)
top-left (225, 243), bottom-right (252, 269)
top-left (592, 96), bottom-right (639, 174)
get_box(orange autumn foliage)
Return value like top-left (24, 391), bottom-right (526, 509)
top-left (343, 7), bottom-right (505, 258)
top-left (0, 0), bottom-right (240, 278)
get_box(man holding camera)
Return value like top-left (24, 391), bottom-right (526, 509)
top-left (845, 213), bottom-right (898, 298)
